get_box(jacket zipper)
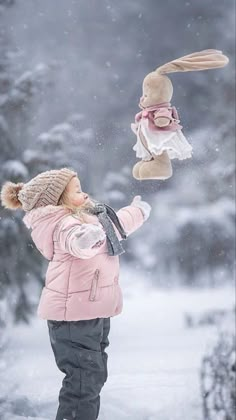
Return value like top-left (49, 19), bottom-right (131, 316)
top-left (89, 269), bottom-right (100, 301)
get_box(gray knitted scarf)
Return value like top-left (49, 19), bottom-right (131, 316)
top-left (87, 202), bottom-right (127, 256)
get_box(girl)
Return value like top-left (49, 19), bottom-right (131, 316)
top-left (1, 167), bottom-right (151, 420)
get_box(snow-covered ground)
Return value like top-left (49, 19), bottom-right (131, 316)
top-left (0, 274), bottom-right (234, 420)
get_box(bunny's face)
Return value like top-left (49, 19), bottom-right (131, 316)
top-left (139, 72), bottom-right (173, 109)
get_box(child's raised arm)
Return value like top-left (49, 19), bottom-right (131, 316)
top-left (117, 196), bottom-right (151, 237)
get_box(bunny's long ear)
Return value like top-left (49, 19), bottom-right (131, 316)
top-left (156, 49), bottom-right (229, 74)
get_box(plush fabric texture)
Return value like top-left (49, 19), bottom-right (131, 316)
top-left (23, 204), bottom-right (144, 321)
top-left (18, 168), bottom-right (77, 212)
top-left (156, 49), bottom-right (229, 75)
top-left (131, 49), bottom-right (229, 180)
top-left (135, 103), bottom-right (182, 132)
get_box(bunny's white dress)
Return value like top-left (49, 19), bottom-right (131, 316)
top-left (132, 104), bottom-right (193, 162)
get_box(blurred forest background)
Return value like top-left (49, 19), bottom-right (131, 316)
top-left (0, 0), bottom-right (235, 328)
top-left (0, 1), bottom-right (235, 419)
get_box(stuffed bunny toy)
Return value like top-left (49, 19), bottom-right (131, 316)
top-left (131, 49), bottom-right (229, 180)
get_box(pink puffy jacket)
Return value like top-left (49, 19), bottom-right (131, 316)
top-left (23, 204), bottom-right (144, 321)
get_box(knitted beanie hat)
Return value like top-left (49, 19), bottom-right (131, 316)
top-left (0, 167), bottom-right (77, 212)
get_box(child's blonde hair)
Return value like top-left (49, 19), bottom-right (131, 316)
top-left (58, 187), bottom-right (94, 223)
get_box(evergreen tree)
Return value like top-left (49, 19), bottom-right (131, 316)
top-left (0, 1), bottom-right (52, 329)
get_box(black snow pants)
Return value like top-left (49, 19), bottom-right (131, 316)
top-left (47, 317), bottom-right (110, 420)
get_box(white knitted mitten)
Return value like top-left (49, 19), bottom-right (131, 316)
top-left (75, 224), bottom-right (106, 249)
top-left (130, 195), bottom-right (151, 221)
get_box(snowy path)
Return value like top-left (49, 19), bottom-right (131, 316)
top-left (1, 281), bottom-right (234, 420)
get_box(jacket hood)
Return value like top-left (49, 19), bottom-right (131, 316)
top-left (23, 205), bottom-right (71, 260)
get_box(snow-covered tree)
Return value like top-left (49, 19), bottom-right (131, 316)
top-left (0, 2), bottom-right (52, 332)
top-left (201, 328), bottom-right (235, 420)
top-left (23, 113), bottom-right (97, 194)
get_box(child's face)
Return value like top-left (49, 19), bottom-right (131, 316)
top-left (65, 177), bottom-right (90, 207)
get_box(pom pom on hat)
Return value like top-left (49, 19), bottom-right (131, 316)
top-left (0, 167), bottom-right (77, 212)
top-left (0, 182), bottom-right (24, 209)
